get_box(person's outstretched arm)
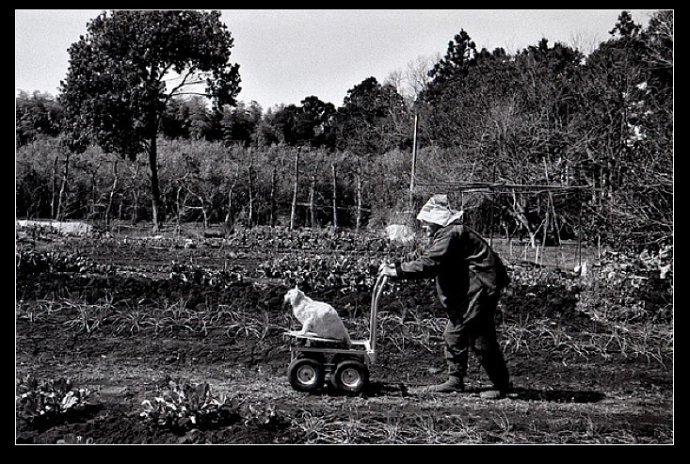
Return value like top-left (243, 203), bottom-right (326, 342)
top-left (394, 226), bottom-right (454, 279)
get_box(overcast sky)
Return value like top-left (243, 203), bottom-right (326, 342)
top-left (15, 9), bottom-right (658, 110)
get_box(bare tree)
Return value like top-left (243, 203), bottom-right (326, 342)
top-left (405, 54), bottom-right (437, 103)
top-left (384, 54), bottom-right (437, 107)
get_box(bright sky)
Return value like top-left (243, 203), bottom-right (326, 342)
top-left (15, 9), bottom-right (658, 111)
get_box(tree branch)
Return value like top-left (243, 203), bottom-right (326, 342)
top-left (164, 69), bottom-right (203, 104)
top-left (168, 92), bottom-right (211, 99)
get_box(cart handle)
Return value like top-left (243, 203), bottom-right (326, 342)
top-left (368, 273), bottom-right (388, 353)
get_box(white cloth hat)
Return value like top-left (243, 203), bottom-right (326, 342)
top-left (416, 194), bottom-right (463, 227)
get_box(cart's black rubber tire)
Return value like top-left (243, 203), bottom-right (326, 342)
top-left (288, 357), bottom-right (325, 392)
top-left (332, 359), bottom-right (369, 395)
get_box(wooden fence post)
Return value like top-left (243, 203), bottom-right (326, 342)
top-left (290, 148), bottom-right (300, 231)
top-left (224, 163), bottom-right (240, 236)
top-left (56, 151), bottom-right (71, 221)
top-left (269, 166), bottom-right (276, 227)
top-left (409, 113), bottom-right (418, 212)
top-left (104, 159), bottom-right (119, 231)
top-left (356, 172), bottom-right (363, 232)
top-left (50, 155), bottom-right (58, 219)
top-left (247, 148), bottom-right (254, 227)
top-left (309, 175), bottom-right (316, 228)
top-left (331, 163), bottom-right (338, 229)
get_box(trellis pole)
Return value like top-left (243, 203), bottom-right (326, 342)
top-left (408, 113), bottom-right (418, 213)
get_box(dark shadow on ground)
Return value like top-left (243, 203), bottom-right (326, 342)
top-left (16, 403), bottom-right (104, 434)
top-left (362, 381), bottom-right (413, 397)
top-left (360, 382), bottom-right (605, 403)
top-left (304, 381), bottom-right (413, 398)
top-left (508, 387), bottom-right (605, 403)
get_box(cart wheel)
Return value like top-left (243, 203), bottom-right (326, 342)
top-left (288, 357), bottom-right (325, 392)
top-left (332, 359), bottom-right (369, 395)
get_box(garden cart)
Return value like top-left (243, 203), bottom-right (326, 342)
top-left (284, 274), bottom-right (388, 395)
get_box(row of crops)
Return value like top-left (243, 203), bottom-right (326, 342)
top-left (17, 223), bottom-right (418, 289)
top-left (17, 221), bottom-right (673, 325)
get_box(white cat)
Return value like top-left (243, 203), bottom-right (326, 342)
top-left (284, 287), bottom-right (351, 344)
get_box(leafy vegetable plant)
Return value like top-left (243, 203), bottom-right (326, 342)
top-left (140, 378), bottom-right (285, 433)
top-left (16, 376), bottom-right (97, 429)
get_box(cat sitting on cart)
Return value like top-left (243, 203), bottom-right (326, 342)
top-left (283, 286), bottom-right (351, 345)
top-left (282, 277), bottom-right (387, 395)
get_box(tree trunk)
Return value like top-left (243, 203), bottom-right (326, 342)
top-left (148, 136), bottom-right (163, 232)
top-left (331, 163), bottom-right (338, 229)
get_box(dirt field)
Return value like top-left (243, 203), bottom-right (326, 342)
top-left (15, 223), bottom-right (673, 444)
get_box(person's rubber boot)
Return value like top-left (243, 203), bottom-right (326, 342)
top-left (480, 383), bottom-right (511, 399)
top-left (479, 389), bottom-right (505, 399)
top-left (429, 376), bottom-right (464, 393)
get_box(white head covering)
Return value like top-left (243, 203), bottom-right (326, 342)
top-left (416, 194), bottom-right (463, 227)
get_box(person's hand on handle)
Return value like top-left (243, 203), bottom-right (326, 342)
top-left (378, 262), bottom-right (398, 278)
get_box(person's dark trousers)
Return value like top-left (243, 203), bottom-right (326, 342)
top-left (444, 286), bottom-right (510, 390)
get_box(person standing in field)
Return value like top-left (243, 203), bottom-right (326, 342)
top-left (379, 194), bottom-right (512, 399)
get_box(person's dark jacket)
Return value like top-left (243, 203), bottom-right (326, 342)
top-left (394, 220), bottom-right (510, 315)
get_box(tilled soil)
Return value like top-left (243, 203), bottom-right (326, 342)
top-left (15, 235), bottom-right (673, 444)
